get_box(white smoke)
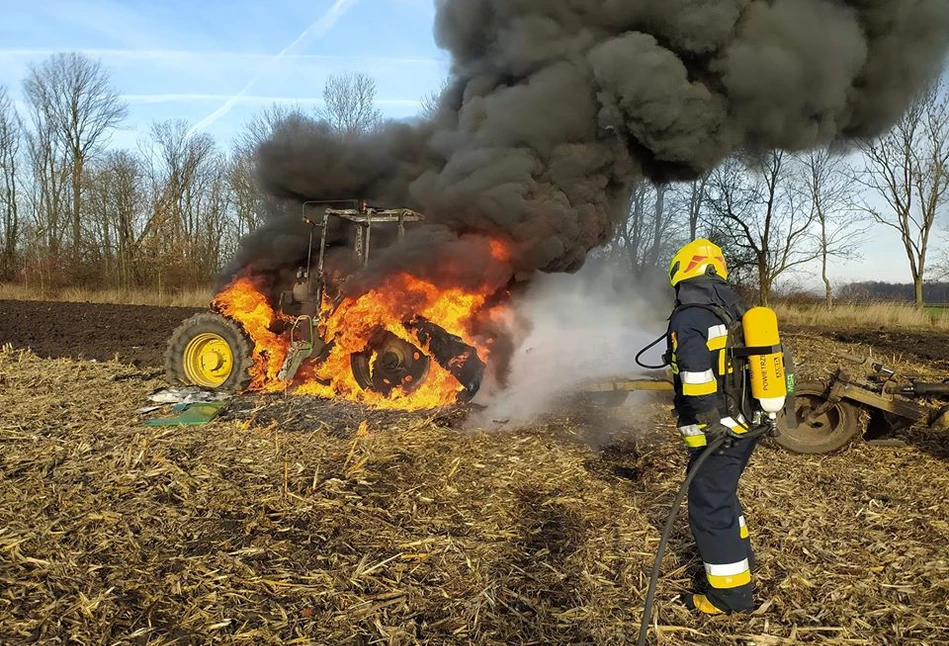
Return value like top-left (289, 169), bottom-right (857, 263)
top-left (469, 259), bottom-right (672, 429)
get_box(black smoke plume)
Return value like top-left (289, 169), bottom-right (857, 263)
top-left (227, 0), bottom-right (949, 293)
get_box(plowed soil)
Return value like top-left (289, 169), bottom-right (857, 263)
top-left (0, 299), bottom-right (202, 367)
top-left (830, 327), bottom-right (949, 369)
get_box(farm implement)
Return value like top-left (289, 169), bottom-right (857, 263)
top-left (582, 353), bottom-right (949, 454)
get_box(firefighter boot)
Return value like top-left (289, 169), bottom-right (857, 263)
top-left (681, 593), bottom-right (725, 615)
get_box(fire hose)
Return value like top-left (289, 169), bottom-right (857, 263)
top-left (636, 423), bottom-right (776, 646)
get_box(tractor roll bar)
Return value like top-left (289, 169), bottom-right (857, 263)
top-left (300, 200), bottom-right (426, 304)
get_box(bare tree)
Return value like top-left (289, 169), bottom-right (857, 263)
top-left (140, 119), bottom-right (221, 285)
top-left (419, 77), bottom-right (453, 121)
top-left (673, 173), bottom-right (709, 240)
top-left (705, 151), bottom-right (819, 305)
top-left (85, 150), bottom-right (145, 287)
top-left (801, 149), bottom-right (867, 307)
top-left (612, 182), bottom-right (648, 272)
top-left (193, 153), bottom-right (234, 279)
top-left (646, 184), bottom-right (671, 267)
top-left (611, 182), bottom-right (679, 277)
top-left (228, 103), bottom-right (306, 238)
top-left (235, 102), bottom-right (304, 155)
top-left (853, 78), bottom-right (949, 307)
top-left (22, 53), bottom-right (127, 265)
top-left (24, 91), bottom-right (69, 267)
top-left (0, 86), bottom-right (22, 280)
top-left (320, 72), bottom-right (382, 137)
top-left (228, 153), bottom-right (261, 238)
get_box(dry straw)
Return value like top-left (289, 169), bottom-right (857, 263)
top-left (0, 283), bottom-right (212, 308)
top-left (0, 336), bottom-right (947, 645)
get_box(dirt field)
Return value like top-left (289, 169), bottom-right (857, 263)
top-left (1, 301), bottom-right (948, 645)
top-left (0, 299), bottom-right (202, 367)
top-left (829, 327), bottom-right (949, 370)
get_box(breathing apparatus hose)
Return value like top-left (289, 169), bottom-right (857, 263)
top-left (635, 333), bottom-right (669, 370)
top-left (635, 424), bottom-right (775, 646)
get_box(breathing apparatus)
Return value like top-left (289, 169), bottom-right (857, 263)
top-left (635, 302), bottom-right (796, 428)
top-left (742, 306), bottom-right (790, 421)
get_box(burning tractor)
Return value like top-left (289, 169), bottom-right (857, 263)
top-left (164, 202), bottom-right (490, 407)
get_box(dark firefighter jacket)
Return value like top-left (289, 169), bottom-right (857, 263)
top-left (667, 278), bottom-right (749, 431)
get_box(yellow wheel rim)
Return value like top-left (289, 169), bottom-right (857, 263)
top-left (183, 333), bottom-right (234, 388)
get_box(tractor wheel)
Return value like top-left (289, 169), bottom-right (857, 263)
top-left (165, 312), bottom-right (254, 392)
top-left (775, 381), bottom-right (861, 454)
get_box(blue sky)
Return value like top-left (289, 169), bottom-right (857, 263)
top-left (0, 0), bottom-right (935, 286)
top-left (0, 0), bottom-right (450, 149)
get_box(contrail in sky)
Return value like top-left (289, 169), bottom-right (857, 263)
top-left (188, 0), bottom-right (360, 135)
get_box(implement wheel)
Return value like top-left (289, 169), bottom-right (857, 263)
top-left (776, 382), bottom-right (861, 454)
top-left (351, 331), bottom-right (430, 397)
top-left (165, 312), bottom-right (254, 392)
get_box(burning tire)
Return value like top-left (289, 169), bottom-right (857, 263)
top-left (351, 331), bottom-right (431, 396)
top-left (165, 312), bottom-right (254, 392)
top-left (775, 382), bottom-right (860, 453)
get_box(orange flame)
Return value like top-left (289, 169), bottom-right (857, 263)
top-left (213, 277), bottom-right (290, 390)
top-left (212, 241), bottom-right (510, 411)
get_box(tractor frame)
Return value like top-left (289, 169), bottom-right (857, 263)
top-left (275, 200), bottom-right (425, 382)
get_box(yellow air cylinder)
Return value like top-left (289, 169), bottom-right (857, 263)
top-left (742, 307), bottom-right (786, 416)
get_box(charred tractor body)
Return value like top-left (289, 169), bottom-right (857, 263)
top-left (165, 201), bottom-right (486, 402)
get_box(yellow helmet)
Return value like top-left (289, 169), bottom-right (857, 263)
top-left (669, 239), bottom-right (728, 287)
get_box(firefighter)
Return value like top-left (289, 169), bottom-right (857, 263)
top-left (666, 239), bottom-right (757, 615)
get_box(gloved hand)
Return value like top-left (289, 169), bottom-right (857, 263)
top-left (696, 411), bottom-right (732, 446)
top-left (701, 422), bottom-right (732, 444)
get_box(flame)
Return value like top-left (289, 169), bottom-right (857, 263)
top-left (213, 277), bottom-right (290, 390)
top-left (490, 238), bottom-right (511, 263)
top-left (212, 241), bottom-right (510, 411)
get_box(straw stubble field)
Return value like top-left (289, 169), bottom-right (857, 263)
top-left (1, 302), bottom-right (948, 645)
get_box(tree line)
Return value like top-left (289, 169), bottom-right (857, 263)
top-left (0, 53), bottom-right (381, 293)
top-left (0, 52), bottom-right (947, 307)
top-left (606, 76), bottom-right (949, 307)
top-left (835, 281), bottom-right (949, 304)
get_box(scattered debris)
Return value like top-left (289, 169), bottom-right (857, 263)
top-left (144, 401), bottom-right (229, 426)
top-left (147, 386), bottom-right (231, 405)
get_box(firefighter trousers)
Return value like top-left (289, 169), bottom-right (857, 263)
top-left (686, 436), bottom-right (758, 612)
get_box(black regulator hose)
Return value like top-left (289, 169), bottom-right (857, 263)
top-left (636, 425), bottom-right (774, 646)
top-left (635, 334), bottom-right (669, 370)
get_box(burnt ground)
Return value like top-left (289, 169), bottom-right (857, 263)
top-left (0, 299), bottom-right (202, 367)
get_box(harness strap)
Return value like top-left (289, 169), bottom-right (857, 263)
top-left (730, 344), bottom-right (783, 357)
